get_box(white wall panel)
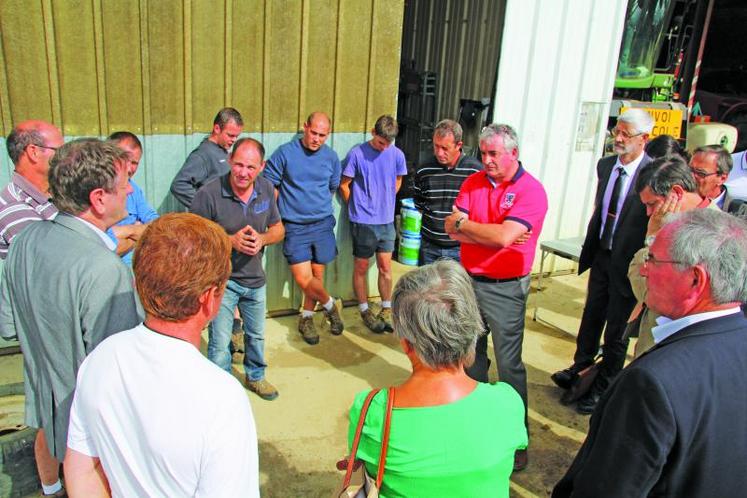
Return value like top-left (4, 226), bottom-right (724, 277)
top-left (494, 0), bottom-right (628, 271)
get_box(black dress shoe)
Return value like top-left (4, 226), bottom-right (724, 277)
top-left (576, 381), bottom-right (605, 414)
top-left (551, 363), bottom-right (589, 390)
top-left (513, 449), bottom-right (528, 472)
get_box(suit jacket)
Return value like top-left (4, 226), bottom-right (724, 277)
top-left (553, 312), bottom-right (747, 498)
top-left (0, 214), bottom-right (142, 460)
top-left (578, 154), bottom-right (650, 299)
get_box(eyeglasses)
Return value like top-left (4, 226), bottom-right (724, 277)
top-left (31, 143), bottom-right (60, 153)
top-left (690, 167), bottom-right (719, 179)
top-left (644, 253), bottom-right (686, 267)
top-left (611, 127), bottom-right (644, 140)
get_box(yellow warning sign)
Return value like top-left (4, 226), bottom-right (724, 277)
top-left (621, 107), bottom-right (684, 138)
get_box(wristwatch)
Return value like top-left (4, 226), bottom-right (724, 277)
top-left (455, 217), bottom-right (466, 232)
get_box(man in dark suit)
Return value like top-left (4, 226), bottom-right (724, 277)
top-left (553, 209), bottom-right (747, 498)
top-left (552, 108), bottom-right (653, 413)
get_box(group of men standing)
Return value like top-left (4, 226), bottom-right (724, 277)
top-left (2, 105), bottom-right (745, 497)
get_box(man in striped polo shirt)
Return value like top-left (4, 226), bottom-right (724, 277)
top-left (412, 119), bottom-right (482, 265)
top-left (0, 120), bottom-right (64, 259)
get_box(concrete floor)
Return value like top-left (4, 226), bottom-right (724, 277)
top-left (2, 261), bottom-right (629, 497)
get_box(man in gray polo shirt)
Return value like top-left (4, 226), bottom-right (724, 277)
top-left (191, 138), bottom-right (284, 400)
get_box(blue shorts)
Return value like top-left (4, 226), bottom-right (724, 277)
top-left (283, 215), bottom-right (338, 265)
top-left (351, 222), bottom-right (396, 259)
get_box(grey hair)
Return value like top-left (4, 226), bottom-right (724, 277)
top-left (392, 259), bottom-right (483, 369)
top-left (664, 209), bottom-right (747, 304)
top-left (6, 126), bottom-right (45, 165)
top-left (49, 139), bottom-right (129, 215)
top-left (694, 145), bottom-right (733, 175)
top-left (618, 108), bottom-right (655, 134)
top-left (479, 123), bottom-right (519, 153)
top-left (433, 119), bottom-right (463, 143)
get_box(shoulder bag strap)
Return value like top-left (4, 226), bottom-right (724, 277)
top-left (375, 386), bottom-right (395, 488)
top-left (343, 388), bottom-right (381, 487)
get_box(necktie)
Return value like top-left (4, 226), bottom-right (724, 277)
top-left (600, 167), bottom-right (626, 250)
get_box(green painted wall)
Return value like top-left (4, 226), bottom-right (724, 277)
top-left (0, 0), bottom-right (406, 312)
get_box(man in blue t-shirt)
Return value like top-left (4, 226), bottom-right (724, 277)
top-left (263, 112), bottom-right (344, 345)
top-left (340, 115), bottom-right (407, 333)
top-left (107, 131), bottom-right (159, 266)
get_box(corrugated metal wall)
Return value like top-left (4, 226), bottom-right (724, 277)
top-left (0, 0), bottom-right (405, 312)
top-left (400, 0), bottom-right (505, 120)
top-left (493, 0), bottom-right (629, 272)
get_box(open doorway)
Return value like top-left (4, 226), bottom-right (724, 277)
top-left (395, 0), bottom-right (508, 169)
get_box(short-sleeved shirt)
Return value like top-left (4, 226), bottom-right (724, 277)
top-left (0, 173), bottom-right (58, 259)
top-left (67, 325), bottom-right (259, 498)
top-left (413, 154), bottom-right (482, 247)
top-left (348, 383), bottom-right (527, 498)
top-left (342, 142), bottom-right (407, 224)
top-left (190, 174), bottom-right (280, 288)
top-left (263, 139), bottom-right (341, 224)
top-left (455, 165), bottom-right (548, 279)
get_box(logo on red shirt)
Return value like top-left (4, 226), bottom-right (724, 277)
top-left (502, 193), bottom-right (516, 209)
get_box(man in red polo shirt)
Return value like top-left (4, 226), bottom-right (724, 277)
top-left (445, 123), bottom-right (548, 471)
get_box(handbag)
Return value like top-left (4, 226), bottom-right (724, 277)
top-left (560, 358), bottom-right (601, 405)
top-left (335, 387), bottom-right (394, 498)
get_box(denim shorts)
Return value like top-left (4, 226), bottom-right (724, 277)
top-left (282, 215), bottom-right (338, 265)
top-left (351, 222), bottom-right (396, 258)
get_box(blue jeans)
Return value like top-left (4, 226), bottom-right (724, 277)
top-left (208, 280), bottom-right (267, 381)
top-left (418, 238), bottom-right (461, 265)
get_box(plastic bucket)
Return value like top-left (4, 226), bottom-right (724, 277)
top-left (399, 234), bottom-right (421, 266)
top-left (400, 207), bottom-right (422, 236)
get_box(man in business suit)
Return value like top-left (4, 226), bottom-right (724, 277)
top-left (551, 108), bottom-right (653, 414)
top-left (553, 209), bottom-right (747, 498)
top-left (0, 139), bottom-right (142, 497)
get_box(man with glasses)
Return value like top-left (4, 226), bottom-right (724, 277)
top-left (628, 156), bottom-right (715, 357)
top-left (690, 144), bottom-right (733, 210)
top-left (0, 120), bottom-right (64, 259)
top-left (553, 209), bottom-right (747, 498)
top-left (551, 109), bottom-right (653, 414)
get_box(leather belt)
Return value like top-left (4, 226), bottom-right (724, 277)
top-left (470, 274), bottom-right (527, 283)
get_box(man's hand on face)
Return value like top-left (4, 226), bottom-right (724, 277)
top-left (647, 192), bottom-right (681, 236)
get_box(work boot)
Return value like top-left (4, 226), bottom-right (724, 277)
top-left (246, 378), bottom-right (279, 401)
top-left (377, 307), bottom-right (393, 332)
top-left (361, 309), bottom-right (386, 334)
top-left (298, 315), bottom-right (320, 345)
top-left (324, 299), bottom-right (345, 335)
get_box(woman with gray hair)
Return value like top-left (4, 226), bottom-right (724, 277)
top-left (345, 260), bottom-right (527, 497)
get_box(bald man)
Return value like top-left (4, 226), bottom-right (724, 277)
top-left (263, 112), bottom-right (344, 345)
top-left (0, 120), bottom-right (64, 259)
